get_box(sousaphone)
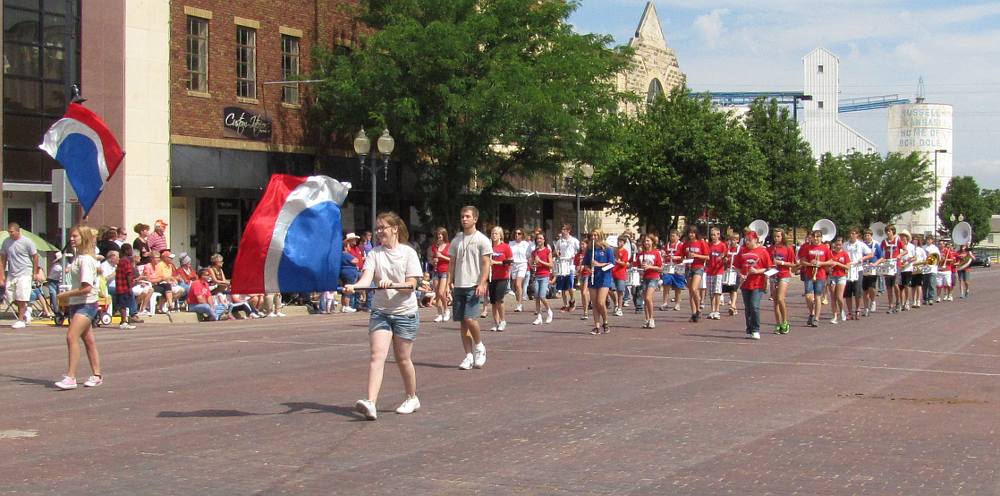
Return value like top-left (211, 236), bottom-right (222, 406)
top-left (869, 222), bottom-right (887, 244)
top-left (812, 219), bottom-right (837, 243)
top-left (748, 219), bottom-right (769, 242)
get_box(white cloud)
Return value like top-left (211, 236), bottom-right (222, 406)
top-left (693, 9), bottom-right (729, 48)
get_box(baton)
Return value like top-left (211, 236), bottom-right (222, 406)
top-left (339, 283), bottom-right (415, 292)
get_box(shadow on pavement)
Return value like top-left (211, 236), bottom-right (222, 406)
top-left (1, 374), bottom-right (60, 390)
top-left (412, 361), bottom-right (460, 369)
top-left (681, 333), bottom-right (753, 340)
top-left (157, 401), bottom-right (358, 419)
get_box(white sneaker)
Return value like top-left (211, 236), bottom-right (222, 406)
top-left (119, 323), bottom-right (136, 330)
top-left (488, 324), bottom-right (498, 332)
top-left (497, 321), bottom-right (507, 331)
top-left (395, 395), bottom-right (420, 414)
top-left (473, 344), bottom-right (486, 368)
top-left (750, 331), bottom-right (761, 340)
top-left (532, 314), bottom-right (543, 325)
top-left (658, 303), bottom-right (669, 311)
top-left (83, 375), bottom-right (103, 387)
top-left (614, 308), bottom-right (623, 317)
top-left (870, 302), bottom-right (877, 312)
top-left (624, 300), bottom-right (631, 307)
top-left (673, 304), bottom-right (681, 311)
top-left (648, 318), bottom-right (655, 329)
top-left (11, 320), bottom-right (25, 329)
top-left (267, 312), bottom-right (277, 318)
top-left (433, 314), bottom-right (443, 323)
top-left (55, 375), bottom-right (77, 390)
top-left (443, 310), bottom-right (452, 321)
top-left (354, 399), bottom-right (377, 420)
top-left (276, 312), bottom-right (286, 317)
top-left (544, 309), bottom-right (553, 324)
top-left (515, 304), bottom-right (523, 312)
top-left (341, 307), bottom-right (357, 313)
top-left (25, 313), bottom-right (32, 325)
top-left (830, 318), bottom-right (839, 324)
top-left (458, 354), bottom-right (474, 370)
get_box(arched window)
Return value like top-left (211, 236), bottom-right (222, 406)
top-left (646, 78), bottom-right (664, 103)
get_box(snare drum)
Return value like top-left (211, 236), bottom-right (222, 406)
top-left (555, 258), bottom-right (573, 277)
top-left (848, 265), bottom-right (861, 282)
top-left (626, 268), bottom-right (641, 286)
top-left (665, 263), bottom-right (676, 275)
top-left (722, 268), bottom-right (737, 286)
top-left (880, 259), bottom-right (898, 277)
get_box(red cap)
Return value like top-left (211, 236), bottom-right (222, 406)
top-left (744, 230), bottom-right (759, 241)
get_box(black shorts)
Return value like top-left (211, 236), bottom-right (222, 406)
top-left (882, 274), bottom-right (898, 288)
top-left (722, 284), bottom-right (738, 293)
top-left (154, 282), bottom-right (172, 295)
top-left (488, 279), bottom-right (509, 304)
top-left (900, 271), bottom-right (912, 287)
top-left (909, 273), bottom-right (923, 288)
top-left (862, 275), bottom-right (878, 291)
top-left (844, 279), bottom-right (862, 298)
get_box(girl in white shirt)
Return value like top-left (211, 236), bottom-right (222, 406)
top-left (55, 226), bottom-right (103, 390)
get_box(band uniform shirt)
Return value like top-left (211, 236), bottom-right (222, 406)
top-left (612, 248), bottom-right (629, 280)
top-left (768, 245), bottom-right (797, 279)
top-left (830, 250), bottom-right (851, 278)
top-left (681, 240), bottom-right (710, 269)
top-left (735, 247), bottom-right (772, 290)
top-left (490, 242), bottom-right (513, 281)
top-left (798, 242), bottom-right (833, 280)
top-left (532, 246), bottom-right (552, 278)
top-left (706, 241), bottom-right (727, 276)
top-left (638, 250), bottom-right (663, 280)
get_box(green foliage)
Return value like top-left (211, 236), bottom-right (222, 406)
top-left (591, 86), bottom-right (770, 234)
top-left (939, 176), bottom-right (991, 244)
top-left (980, 188), bottom-right (1000, 215)
top-left (816, 153), bottom-right (863, 228)
top-left (310, 0), bottom-right (630, 229)
top-left (744, 98), bottom-right (818, 229)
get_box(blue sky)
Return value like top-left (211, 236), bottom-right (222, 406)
top-left (568, 0), bottom-right (1000, 188)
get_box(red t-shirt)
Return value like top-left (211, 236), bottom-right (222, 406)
top-left (637, 250), bottom-right (662, 280)
top-left (612, 248), bottom-right (628, 280)
top-left (830, 250), bottom-right (851, 278)
top-left (941, 248), bottom-right (956, 271)
top-left (768, 245), bottom-right (797, 279)
top-left (681, 239), bottom-right (710, 269)
top-left (532, 246), bottom-right (552, 277)
top-left (575, 252), bottom-right (591, 277)
top-left (881, 238), bottom-right (907, 265)
top-left (490, 242), bottom-right (512, 281)
top-left (187, 279), bottom-right (212, 305)
top-left (433, 243), bottom-right (450, 274)
top-left (706, 241), bottom-right (727, 276)
top-left (735, 247), bottom-right (772, 290)
top-left (798, 242), bottom-right (833, 280)
top-left (349, 245), bottom-right (365, 271)
top-left (663, 241), bottom-right (683, 266)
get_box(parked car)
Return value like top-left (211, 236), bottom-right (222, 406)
top-left (970, 252), bottom-right (992, 268)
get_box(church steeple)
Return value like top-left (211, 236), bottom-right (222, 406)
top-left (633, 1), bottom-right (667, 50)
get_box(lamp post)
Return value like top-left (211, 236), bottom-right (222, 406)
top-left (354, 128), bottom-right (395, 236)
top-left (933, 149), bottom-right (948, 235)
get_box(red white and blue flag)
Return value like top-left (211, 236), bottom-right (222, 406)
top-left (231, 175), bottom-right (350, 294)
top-left (38, 103), bottom-right (125, 213)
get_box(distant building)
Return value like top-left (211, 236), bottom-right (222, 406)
top-left (799, 48), bottom-right (877, 159)
top-left (617, 2), bottom-right (685, 116)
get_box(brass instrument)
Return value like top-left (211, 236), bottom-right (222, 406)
top-left (912, 252), bottom-right (939, 274)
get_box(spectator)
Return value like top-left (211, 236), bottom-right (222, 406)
top-left (133, 223), bottom-right (152, 265)
top-left (1, 222), bottom-right (41, 328)
top-left (362, 231), bottom-right (374, 254)
top-left (340, 233), bottom-right (362, 312)
top-left (175, 253), bottom-right (196, 300)
top-left (134, 252), bottom-right (159, 316)
top-left (262, 293), bottom-right (285, 317)
top-left (115, 244), bottom-right (139, 328)
top-left (46, 252), bottom-right (66, 326)
top-left (229, 293), bottom-right (261, 319)
top-left (154, 249), bottom-right (179, 312)
top-left (97, 227), bottom-right (118, 259)
top-left (147, 219), bottom-right (168, 254)
top-left (208, 253), bottom-right (230, 288)
top-left (114, 226), bottom-right (128, 248)
top-left (100, 251), bottom-right (119, 294)
top-left (187, 268), bottom-right (220, 321)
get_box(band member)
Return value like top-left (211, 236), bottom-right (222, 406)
top-left (508, 228), bottom-right (533, 312)
top-left (660, 230), bottom-right (685, 311)
top-left (488, 227), bottom-right (512, 332)
top-left (705, 227), bottom-right (727, 320)
top-left (576, 240), bottom-right (591, 321)
top-left (880, 224), bottom-right (907, 313)
top-left (637, 234), bottom-right (662, 328)
top-left (554, 224), bottom-right (580, 312)
top-left (909, 235), bottom-right (927, 307)
top-left (723, 232), bottom-right (742, 316)
top-left (430, 227), bottom-right (452, 322)
top-left (448, 206), bottom-right (492, 370)
top-left (938, 241), bottom-right (955, 302)
top-left (681, 227), bottom-right (710, 322)
top-left (843, 227), bottom-right (873, 320)
top-left (861, 229), bottom-right (883, 316)
top-left (734, 231), bottom-right (773, 340)
top-left (828, 237), bottom-right (851, 324)
top-left (798, 229), bottom-right (834, 327)
top-left (897, 231), bottom-right (915, 310)
top-left (584, 229), bottom-right (615, 335)
top-left (345, 212), bottom-right (423, 419)
top-left (956, 243), bottom-right (972, 299)
top-left (54, 226), bottom-right (103, 390)
top-left (611, 236), bottom-right (630, 317)
top-left (923, 235), bottom-right (941, 305)
top-left (530, 231), bottom-right (554, 325)
top-left (768, 228), bottom-right (797, 333)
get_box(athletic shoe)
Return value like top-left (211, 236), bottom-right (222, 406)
top-left (642, 320), bottom-right (650, 329)
top-left (623, 300), bottom-right (631, 307)
top-left (936, 297), bottom-right (941, 303)
top-left (602, 323), bottom-right (611, 334)
top-left (830, 317), bottom-right (839, 324)
top-left (579, 314), bottom-right (589, 320)
top-left (276, 312), bottom-right (286, 317)
top-left (11, 320), bottom-right (25, 329)
top-left (83, 375), bottom-right (103, 387)
top-left (780, 322), bottom-right (790, 334)
top-left (863, 308), bottom-right (870, 317)
top-left (532, 314), bottom-right (543, 325)
top-left (568, 301), bottom-right (577, 311)
top-left (750, 331), bottom-right (761, 340)
top-left (395, 395), bottom-right (420, 414)
top-left (559, 305), bottom-right (569, 312)
top-left (473, 344), bottom-right (486, 368)
top-left (674, 304), bottom-right (681, 311)
top-left (589, 327), bottom-right (601, 335)
top-left (544, 309), bottom-right (554, 324)
top-left (55, 376), bottom-right (77, 390)
top-left (648, 319), bottom-right (655, 329)
top-left (497, 321), bottom-right (507, 332)
top-left (870, 302), bottom-right (877, 312)
top-left (728, 308), bottom-right (737, 316)
top-left (614, 308), bottom-right (623, 317)
top-left (458, 354), bottom-right (474, 370)
top-left (515, 304), bottom-right (523, 312)
top-left (119, 323), bottom-right (136, 330)
top-left (488, 324), bottom-right (498, 332)
top-left (658, 303), bottom-right (669, 311)
top-left (433, 314), bottom-right (444, 323)
top-left (809, 320), bottom-right (819, 328)
top-left (774, 325), bottom-right (782, 334)
top-left (129, 316), bottom-right (144, 324)
top-left (443, 310), bottom-right (452, 321)
top-left (267, 312), bottom-right (278, 318)
top-left (341, 307), bottom-right (357, 313)
top-left (354, 399), bottom-right (377, 420)
top-left (841, 311), bottom-right (847, 321)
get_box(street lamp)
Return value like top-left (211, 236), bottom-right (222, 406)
top-left (354, 128), bottom-right (395, 236)
top-left (933, 149), bottom-right (948, 235)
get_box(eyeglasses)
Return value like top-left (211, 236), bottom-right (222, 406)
top-left (375, 225), bottom-right (394, 232)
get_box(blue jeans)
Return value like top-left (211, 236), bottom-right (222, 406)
top-left (46, 280), bottom-right (62, 321)
top-left (741, 288), bottom-right (763, 334)
top-left (188, 303), bottom-right (217, 321)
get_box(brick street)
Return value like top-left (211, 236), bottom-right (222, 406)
top-left (2, 269), bottom-right (999, 495)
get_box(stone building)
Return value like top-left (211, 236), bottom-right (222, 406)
top-left (617, 1), bottom-right (686, 116)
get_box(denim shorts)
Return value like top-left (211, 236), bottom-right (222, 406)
top-left (613, 279), bottom-right (627, 292)
top-left (803, 279), bottom-right (826, 295)
top-left (369, 310), bottom-right (419, 341)
top-left (532, 277), bottom-right (550, 301)
top-left (555, 275), bottom-right (574, 291)
top-left (68, 303), bottom-right (99, 320)
top-left (452, 286), bottom-right (483, 321)
top-left (641, 278), bottom-right (661, 291)
top-left (775, 277), bottom-right (793, 286)
top-left (687, 267), bottom-right (705, 278)
top-left (431, 271), bottom-right (449, 282)
top-left (829, 276), bottom-right (847, 286)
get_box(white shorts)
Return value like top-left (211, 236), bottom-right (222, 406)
top-left (936, 272), bottom-right (952, 287)
top-left (132, 283), bottom-right (152, 296)
top-left (511, 262), bottom-right (528, 279)
top-left (5, 275), bottom-right (32, 302)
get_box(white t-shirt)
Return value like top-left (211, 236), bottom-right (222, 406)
top-left (923, 244), bottom-right (941, 274)
top-left (555, 236), bottom-right (580, 261)
top-left (509, 240), bottom-right (533, 264)
top-left (844, 239), bottom-right (872, 266)
top-left (364, 244), bottom-right (423, 315)
top-left (67, 254), bottom-right (99, 305)
top-left (100, 260), bottom-right (117, 281)
top-left (2, 236), bottom-right (37, 278)
top-left (901, 242), bottom-right (916, 272)
top-left (449, 231), bottom-right (492, 288)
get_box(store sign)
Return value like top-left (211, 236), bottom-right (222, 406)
top-left (223, 107), bottom-right (272, 141)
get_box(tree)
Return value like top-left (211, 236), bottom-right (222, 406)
top-left (591, 86), bottom-right (770, 234)
top-left (939, 176), bottom-right (991, 244)
top-left (845, 151), bottom-right (935, 227)
top-left (816, 153), bottom-right (863, 228)
top-left (310, 0), bottom-right (630, 230)
top-left (981, 188), bottom-right (1000, 215)
top-left (744, 98), bottom-right (818, 229)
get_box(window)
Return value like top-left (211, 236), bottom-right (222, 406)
top-left (818, 64), bottom-right (824, 73)
top-left (186, 16), bottom-right (208, 93)
top-left (818, 101), bottom-right (824, 109)
top-left (236, 26), bottom-right (256, 99)
top-left (646, 78), bottom-right (664, 104)
top-left (281, 34), bottom-right (300, 104)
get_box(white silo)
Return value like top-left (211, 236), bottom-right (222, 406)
top-left (888, 102), bottom-right (953, 235)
